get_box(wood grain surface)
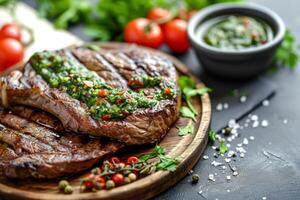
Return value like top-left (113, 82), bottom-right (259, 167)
top-left (0, 43), bottom-right (212, 200)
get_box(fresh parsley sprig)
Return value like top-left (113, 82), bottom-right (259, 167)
top-left (177, 120), bottom-right (194, 136)
top-left (179, 76), bottom-right (212, 117)
top-left (139, 145), bottom-right (181, 172)
top-left (274, 30), bottom-right (300, 69)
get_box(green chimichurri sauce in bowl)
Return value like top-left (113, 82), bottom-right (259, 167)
top-left (187, 3), bottom-right (286, 78)
top-left (202, 15), bottom-right (273, 50)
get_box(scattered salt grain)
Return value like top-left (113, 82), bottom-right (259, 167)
top-left (211, 161), bottom-right (223, 167)
top-left (261, 120), bottom-right (269, 127)
top-left (283, 119), bottom-right (288, 124)
top-left (208, 174), bottom-right (215, 181)
top-left (252, 120), bottom-right (259, 128)
top-left (225, 158), bottom-right (231, 163)
top-left (228, 119), bottom-right (236, 128)
top-left (216, 103), bottom-right (223, 111)
top-left (226, 176), bottom-right (231, 181)
top-left (222, 166), bottom-right (227, 170)
top-left (249, 136), bottom-right (255, 140)
top-left (227, 189), bottom-right (231, 193)
top-left (203, 155), bottom-right (209, 160)
top-left (240, 95), bottom-right (247, 103)
top-left (240, 153), bottom-right (245, 158)
top-left (262, 100), bottom-right (270, 107)
top-left (237, 143), bottom-right (243, 147)
top-left (226, 143), bottom-right (231, 148)
top-left (251, 115), bottom-right (258, 121)
top-left (243, 138), bottom-right (249, 145)
top-left (223, 103), bottom-right (229, 109)
top-left (227, 150), bottom-right (235, 158)
top-left (233, 171), bottom-right (238, 176)
top-left (212, 146), bottom-right (217, 150)
top-left (262, 197), bottom-right (267, 200)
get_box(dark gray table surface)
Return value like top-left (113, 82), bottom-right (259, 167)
top-left (22, 0), bottom-right (300, 199)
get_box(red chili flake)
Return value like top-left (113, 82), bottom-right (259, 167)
top-left (164, 87), bottom-right (172, 95)
top-left (128, 79), bottom-right (144, 88)
top-left (102, 114), bottom-right (111, 120)
top-left (251, 31), bottom-right (259, 40)
top-left (85, 93), bottom-right (91, 97)
top-left (122, 110), bottom-right (129, 115)
top-left (83, 80), bottom-right (94, 88)
top-left (116, 98), bottom-right (125, 104)
top-left (98, 89), bottom-right (109, 97)
top-left (96, 98), bottom-right (106, 104)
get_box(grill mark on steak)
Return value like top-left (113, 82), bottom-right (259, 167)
top-left (10, 106), bottom-right (65, 132)
top-left (0, 45), bottom-right (181, 145)
top-left (0, 108), bottom-right (123, 179)
top-left (71, 48), bottom-right (128, 89)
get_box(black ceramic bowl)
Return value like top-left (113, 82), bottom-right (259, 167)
top-left (187, 3), bottom-right (285, 79)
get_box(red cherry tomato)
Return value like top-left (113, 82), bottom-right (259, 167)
top-left (147, 7), bottom-right (171, 30)
top-left (110, 157), bottom-right (120, 164)
top-left (118, 162), bottom-right (126, 168)
top-left (126, 156), bottom-right (139, 165)
top-left (111, 173), bottom-right (124, 185)
top-left (164, 19), bottom-right (189, 53)
top-left (124, 18), bottom-right (163, 48)
top-left (0, 38), bottom-right (24, 71)
top-left (82, 173), bottom-right (95, 189)
top-left (0, 23), bottom-right (21, 41)
top-left (94, 175), bottom-right (106, 189)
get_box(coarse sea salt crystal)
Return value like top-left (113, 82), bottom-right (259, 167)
top-left (283, 119), bottom-right (288, 124)
top-left (223, 103), bottom-right (229, 109)
top-left (262, 197), bottom-right (267, 200)
top-left (252, 120), bottom-right (259, 128)
top-left (226, 143), bottom-right (231, 148)
top-left (227, 150), bottom-right (235, 157)
top-left (261, 120), bottom-right (269, 127)
top-left (228, 119), bottom-right (236, 128)
top-left (233, 171), bottom-right (238, 176)
top-left (240, 95), bottom-right (247, 103)
top-left (227, 189), bottom-right (231, 192)
top-left (225, 158), bottom-right (231, 163)
top-left (240, 153), bottom-right (245, 158)
top-left (249, 136), bottom-right (255, 140)
top-left (226, 176), bottom-right (231, 181)
top-left (251, 115), bottom-right (258, 121)
top-left (203, 155), bottom-right (209, 160)
top-left (216, 103), bottom-right (223, 111)
top-left (211, 161), bottom-right (223, 167)
top-left (243, 138), bottom-right (249, 145)
top-left (262, 100), bottom-right (270, 107)
top-left (208, 174), bottom-right (215, 181)
top-left (222, 166), bottom-right (227, 169)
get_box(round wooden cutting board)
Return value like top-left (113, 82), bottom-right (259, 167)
top-left (0, 43), bottom-right (211, 200)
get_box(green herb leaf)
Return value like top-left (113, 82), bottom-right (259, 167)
top-left (179, 76), bottom-right (212, 114)
top-left (178, 76), bottom-right (196, 89)
top-left (274, 30), bottom-right (299, 69)
top-left (180, 106), bottom-right (196, 121)
top-left (156, 155), bottom-right (182, 172)
top-left (208, 130), bottom-right (216, 144)
top-left (139, 145), bottom-right (165, 162)
top-left (219, 139), bottom-right (228, 155)
top-left (177, 120), bottom-right (194, 136)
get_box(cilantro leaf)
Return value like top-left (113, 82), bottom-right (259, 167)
top-left (274, 30), bottom-right (299, 69)
top-left (139, 145), bottom-right (165, 162)
top-left (179, 76), bottom-right (212, 115)
top-left (178, 76), bottom-right (196, 89)
top-left (180, 106), bottom-right (196, 121)
top-left (177, 121), bottom-right (194, 136)
top-left (208, 130), bottom-right (216, 144)
top-left (219, 139), bottom-right (228, 155)
top-left (156, 155), bottom-right (182, 172)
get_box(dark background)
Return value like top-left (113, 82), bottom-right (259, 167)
top-left (23, 0), bottom-right (300, 199)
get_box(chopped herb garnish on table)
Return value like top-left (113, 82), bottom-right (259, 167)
top-left (219, 138), bottom-right (228, 155)
top-left (208, 130), bottom-right (216, 144)
top-left (177, 120), bottom-right (194, 136)
top-left (274, 30), bottom-right (300, 69)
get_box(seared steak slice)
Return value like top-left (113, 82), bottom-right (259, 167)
top-left (0, 108), bottom-right (123, 179)
top-left (0, 45), bottom-right (181, 145)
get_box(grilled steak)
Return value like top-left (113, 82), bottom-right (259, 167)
top-left (0, 45), bottom-right (181, 145)
top-left (0, 107), bottom-right (123, 179)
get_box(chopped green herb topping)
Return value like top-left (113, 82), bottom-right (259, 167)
top-left (30, 51), bottom-right (174, 120)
